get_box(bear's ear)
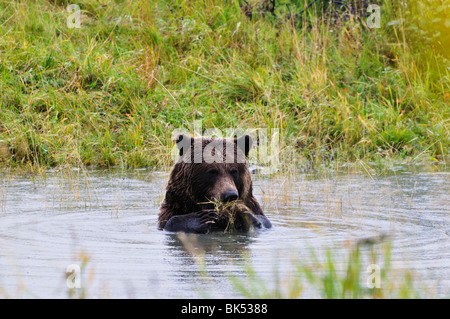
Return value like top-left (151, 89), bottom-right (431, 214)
top-left (174, 134), bottom-right (193, 156)
top-left (235, 135), bottom-right (253, 157)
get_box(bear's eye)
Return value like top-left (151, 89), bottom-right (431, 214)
top-left (207, 168), bottom-right (219, 176)
top-left (230, 168), bottom-right (239, 176)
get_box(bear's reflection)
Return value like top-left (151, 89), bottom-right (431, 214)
top-left (161, 231), bottom-right (263, 298)
top-left (164, 231), bottom-right (258, 260)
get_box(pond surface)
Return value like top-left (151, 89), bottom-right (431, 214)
top-left (0, 164), bottom-right (448, 298)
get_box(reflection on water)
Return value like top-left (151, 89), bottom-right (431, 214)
top-left (0, 164), bottom-right (448, 298)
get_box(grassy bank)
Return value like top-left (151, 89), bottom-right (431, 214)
top-left (0, 0), bottom-right (448, 170)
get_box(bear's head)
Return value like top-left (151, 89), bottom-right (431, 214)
top-left (166, 134), bottom-right (254, 211)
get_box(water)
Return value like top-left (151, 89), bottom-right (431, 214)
top-left (0, 165), bottom-right (448, 298)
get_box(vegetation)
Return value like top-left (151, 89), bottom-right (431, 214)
top-left (178, 233), bottom-right (434, 299)
top-left (229, 241), bottom-right (415, 299)
top-left (0, 0), bottom-right (448, 170)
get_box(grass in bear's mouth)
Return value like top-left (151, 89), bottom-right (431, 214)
top-left (199, 199), bottom-right (253, 233)
top-left (215, 200), bottom-right (252, 233)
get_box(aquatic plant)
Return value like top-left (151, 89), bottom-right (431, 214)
top-left (197, 200), bottom-right (258, 232)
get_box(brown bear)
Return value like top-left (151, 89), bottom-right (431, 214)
top-left (158, 134), bottom-right (272, 233)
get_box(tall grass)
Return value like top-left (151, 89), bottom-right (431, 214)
top-left (177, 233), bottom-right (431, 299)
top-left (237, 241), bottom-right (430, 298)
top-left (0, 0), bottom-right (448, 171)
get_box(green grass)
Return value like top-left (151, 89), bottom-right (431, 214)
top-left (177, 233), bottom-right (434, 299)
top-left (0, 0), bottom-right (448, 170)
top-left (228, 242), bottom-right (425, 299)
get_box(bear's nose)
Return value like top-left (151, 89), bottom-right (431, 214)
top-left (222, 190), bottom-right (239, 202)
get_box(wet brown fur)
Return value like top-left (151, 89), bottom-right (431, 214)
top-left (158, 136), bottom-right (264, 229)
